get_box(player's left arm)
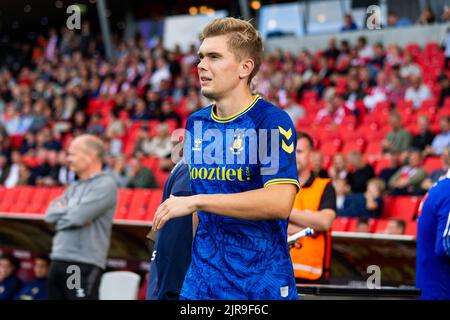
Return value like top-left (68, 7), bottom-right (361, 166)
top-left (434, 196), bottom-right (450, 258)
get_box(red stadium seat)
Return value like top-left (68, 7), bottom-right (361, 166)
top-left (127, 189), bottom-right (153, 222)
top-left (372, 219), bottom-right (389, 234)
top-left (114, 189), bottom-right (134, 220)
top-left (374, 156), bottom-right (392, 176)
top-left (154, 170), bottom-right (169, 188)
top-left (405, 220), bottom-right (418, 237)
top-left (147, 189), bottom-right (164, 222)
top-left (26, 188), bottom-right (52, 214)
top-left (8, 187), bottom-right (35, 213)
top-left (341, 138), bottom-right (365, 156)
top-left (423, 156), bottom-right (443, 174)
top-left (0, 188), bottom-right (23, 212)
top-left (365, 140), bottom-right (383, 162)
top-left (332, 217), bottom-right (350, 232)
top-left (382, 196), bottom-right (421, 221)
top-left (319, 139), bottom-right (342, 157)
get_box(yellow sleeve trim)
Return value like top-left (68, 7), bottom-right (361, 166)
top-left (264, 178), bottom-right (300, 191)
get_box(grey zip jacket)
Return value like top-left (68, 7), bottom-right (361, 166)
top-left (44, 172), bottom-right (118, 269)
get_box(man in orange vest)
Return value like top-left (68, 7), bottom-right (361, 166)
top-left (289, 132), bottom-right (337, 284)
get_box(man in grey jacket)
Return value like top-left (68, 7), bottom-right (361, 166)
top-left (45, 134), bottom-right (118, 300)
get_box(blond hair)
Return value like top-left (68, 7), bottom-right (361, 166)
top-left (200, 17), bottom-right (263, 83)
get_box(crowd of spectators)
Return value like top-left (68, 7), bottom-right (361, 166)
top-left (0, 18), bottom-right (449, 221)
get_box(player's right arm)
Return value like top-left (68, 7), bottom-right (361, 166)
top-left (434, 195), bottom-right (450, 258)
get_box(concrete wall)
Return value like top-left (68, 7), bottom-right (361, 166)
top-left (264, 23), bottom-right (450, 53)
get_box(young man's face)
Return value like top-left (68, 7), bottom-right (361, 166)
top-left (197, 35), bottom-right (244, 100)
top-left (33, 259), bottom-right (49, 279)
top-left (0, 259), bottom-right (14, 281)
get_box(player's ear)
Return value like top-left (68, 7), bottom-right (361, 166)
top-left (239, 58), bottom-right (255, 80)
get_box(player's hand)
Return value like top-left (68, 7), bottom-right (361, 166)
top-left (152, 195), bottom-right (198, 231)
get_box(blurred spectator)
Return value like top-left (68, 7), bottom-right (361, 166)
top-left (127, 158), bottom-right (158, 189)
top-left (382, 111), bottom-right (412, 153)
top-left (386, 75), bottom-right (406, 105)
top-left (0, 154), bottom-right (11, 184)
top-left (356, 37), bottom-right (374, 61)
top-left (341, 13), bottom-right (358, 32)
top-left (339, 178), bottom-right (385, 218)
top-left (158, 99), bottom-right (182, 128)
top-left (430, 116), bottom-right (450, 155)
top-left (56, 150), bottom-right (75, 186)
top-left (4, 151), bottom-right (22, 188)
top-left (346, 151), bottom-right (375, 193)
top-left (311, 151), bottom-right (329, 178)
top-left (324, 37), bottom-right (340, 61)
top-left (418, 5), bottom-right (436, 25)
top-left (131, 99), bottom-right (151, 121)
top-left (133, 127), bottom-right (153, 156)
top-left (106, 155), bottom-right (128, 188)
top-left (421, 147), bottom-right (450, 191)
top-left (316, 92), bottom-right (349, 125)
top-left (387, 10), bottom-right (412, 27)
top-left (345, 77), bottom-right (365, 110)
top-left (363, 70), bottom-right (388, 111)
top-left (0, 253), bottom-right (22, 300)
top-left (399, 53), bottom-right (421, 80)
top-left (412, 115), bottom-right (435, 151)
top-left (384, 218), bottom-right (406, 235)
top-left (19, 132), bottom-right (37, 155)
top-left (17, 164), bottom-right (32, 186)
top-left (389, 149), bottom-right (427, 195)
top-left (437, 73), bottom-right (450, 107)
top-left (405, 75), bottom-right (432, 109)
top-left (151, 58), bottom-right (171, 92)
top-left (14, 255), bottom-right (49, 300)
top-left (328, 153), bottom-right (349, 180)
top-left (86, 113), bottom-right (105, 136)
top-left (33, 150), bottom-right (60, 186)
top-left (355, 217), bottom-right (370, 233)
top-left (283, 93), bottom-right (305, 125)
top-left (333, 178), bottom-right (350, 214)
top-left (379, 150), bottom-right (403, 185)
top-left (144, 123), bottom-right (172, 159)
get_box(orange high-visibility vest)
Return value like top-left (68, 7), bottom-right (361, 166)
top-left (290, 177), bottom-right (332, 281)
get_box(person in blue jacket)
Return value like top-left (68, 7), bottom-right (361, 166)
top-left (0, 253), bottom-right (23, 300)
top-left (15, 255), bottom-right (49, 300)
top-left (416, 147), bottom-right (450, 299)
top-left (146, 159), bottom-right (193, 300)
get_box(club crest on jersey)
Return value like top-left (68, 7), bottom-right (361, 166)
top-left (192, 138), bottom-right (202, 151)
top-left (230, 131), bottom-right (244, 155)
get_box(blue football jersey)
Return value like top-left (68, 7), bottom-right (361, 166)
top-left (181, 95), bottom-right (300, 300)
top-left (416, 169), bottom-right (450, 300)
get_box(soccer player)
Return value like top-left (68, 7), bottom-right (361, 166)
top-left (416, 147), bottom-right (450, 299)
top-left (152, 17), bottom-right (300, 300)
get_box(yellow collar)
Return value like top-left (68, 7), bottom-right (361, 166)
top-left (211, 95), bottom-right (261, 123)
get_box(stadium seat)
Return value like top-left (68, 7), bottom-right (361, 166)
top-left (147, 189), bottom-right (164, 222)
top-left (341, 138), bottom-right (365, 156)
top-left (8, 187), bottom-right (35, 213)
top-left (374, 156), bottom-right (392, 176)
top-left (372, 219), bottom-right (389, 234)
top-left (382, 196), bottom-right (421, 221)
top-left (114, 189), bottom-right (134, 220)
top-left (26, 188), bottom-right (52, 214)
top-left (405, 220), bottom-right (418, 237)
top-left (0, 188), bottom-right (24, 212)
top-left (332, 217), bottom-right (350, 232)
top-left (423, 156), bottom-right (442, 174)
top-left (99, 271), bottom-right (141, 300)
top-left (127, 189), bottom-right (153, 222)
top-left (319, 139), bottom-right (342, 157)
